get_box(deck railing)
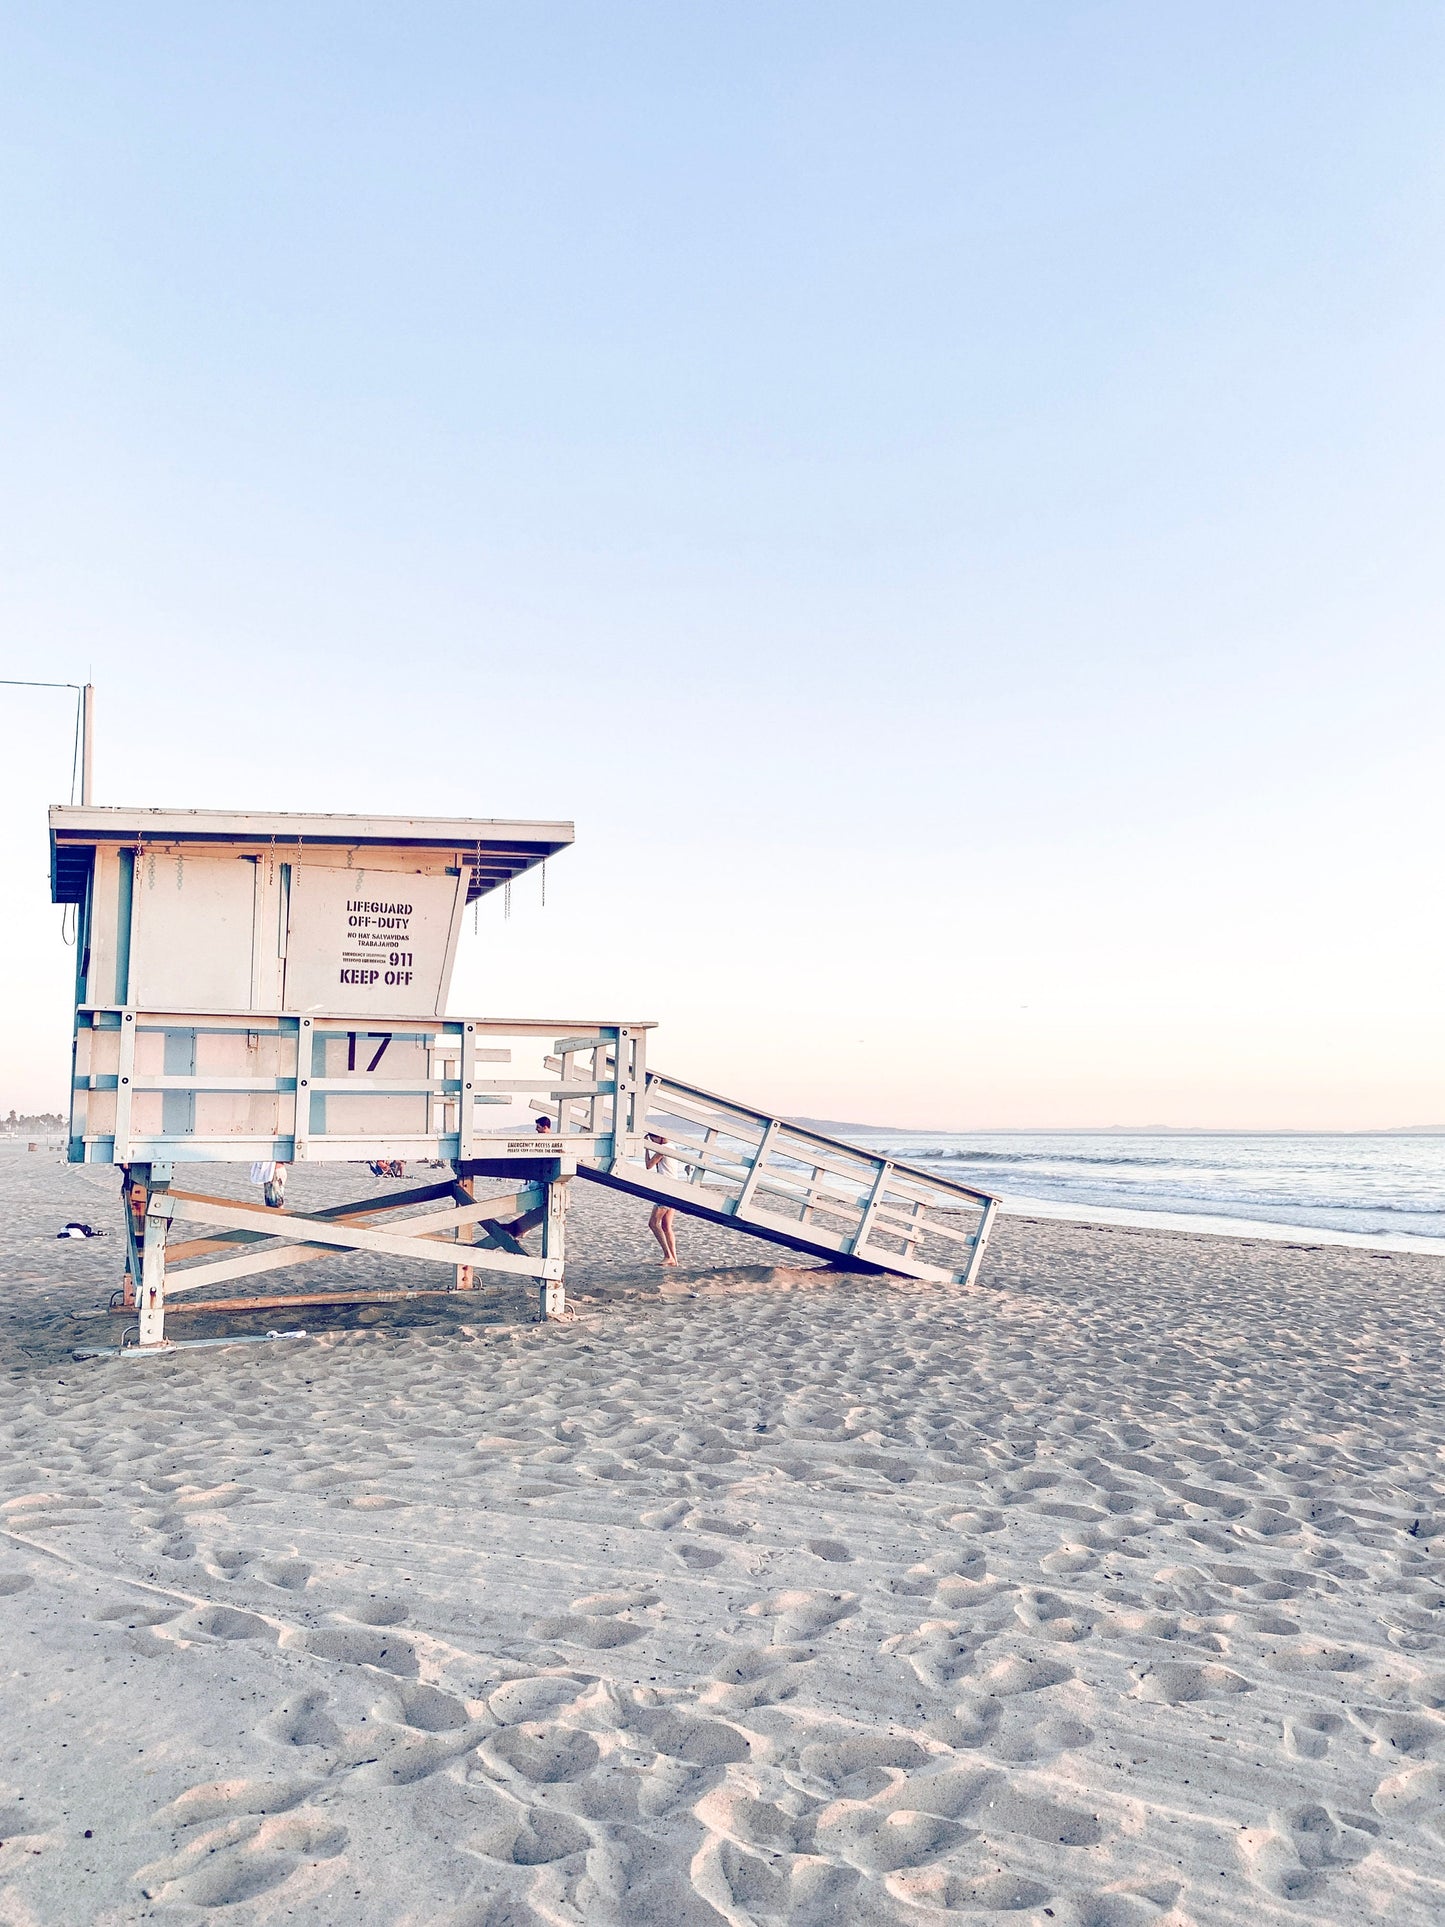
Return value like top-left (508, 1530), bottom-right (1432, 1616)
top-left (68, 1006), bottom-right (652, 1166)
top-left (543, 1042), bottom-right (997, 1286)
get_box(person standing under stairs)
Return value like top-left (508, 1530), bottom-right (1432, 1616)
top-left (645, 1132), bottom-right (678, 1266)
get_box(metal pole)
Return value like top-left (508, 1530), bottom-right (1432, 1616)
top-left (81, 684), bottom-right (94, 805)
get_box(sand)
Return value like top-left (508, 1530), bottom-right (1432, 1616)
top-left (2, 1144), bottom-right (1445, 1926)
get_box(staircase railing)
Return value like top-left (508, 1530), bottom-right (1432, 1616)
top-left (583, 1066), bottom-right (998, 1287)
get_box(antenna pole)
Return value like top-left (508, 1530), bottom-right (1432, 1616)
top-left (81, 684), bottom-right (95, 804)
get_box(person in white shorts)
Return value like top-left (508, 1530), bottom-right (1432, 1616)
top-left (645, 1132), bottom-right (678, 1265)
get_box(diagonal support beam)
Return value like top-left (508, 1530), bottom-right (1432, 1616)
top-left (157, 1190), bottom-right (559, 1292)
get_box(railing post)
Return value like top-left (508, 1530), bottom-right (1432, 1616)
top-left (610, 1026), bottom-right (643, 1165)
top-left (455, 1172), bottom-right (475, 1289)
top-left (293, 1018), bottom-right (313, 1159)
top-left (537, 1169), bottom-right (568, 1320)
top-left (733, 1118), bottom-right (781, 1218)
top-left (138, 1182), bottom-right (173, 1348)
top-left (851, 1161), bottom-right (895, 1259)
top-left (114, 1010), bottom-right (137, 1161)
top-left (458, 1023), bottom-right (475, 1160)
top-left (961, 1197), bottom-right (998, 1289)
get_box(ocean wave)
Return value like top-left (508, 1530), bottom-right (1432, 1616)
top-left (850, 1130), bottom-right (1445, 1241)
top-left (911, 1147), bottom-right (1180, 1169)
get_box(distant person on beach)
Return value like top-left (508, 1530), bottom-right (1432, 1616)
top-left (645, 1131), bottom-right (678, 1265)
top-left (495, 1114), bottom-right (556, 1239)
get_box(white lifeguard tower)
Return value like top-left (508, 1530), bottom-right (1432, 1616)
top-left (51, 804), bottom-right (997, 1352)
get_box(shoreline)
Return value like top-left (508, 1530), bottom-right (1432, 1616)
top-left (995, 1191), bottom-right (1445, 1257)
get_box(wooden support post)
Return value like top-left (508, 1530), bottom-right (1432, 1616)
top-left (733, 1118), bottom-right (781, 1219)
top-left (119, 1164), bottom-right (145, 1308)
top-left (537, 1174), bottom-right (568, 1320)
top-left (961, 1197), bottom-right (998, 1289)
top-left (455, 1174), bottom-right (475, 1288)
top-left (138, 1183), bottom-right (173, 1348)
top-left (851, 1161), bottom-right (895, 1259)
top-left (80, 683), bottom-right (95, 805)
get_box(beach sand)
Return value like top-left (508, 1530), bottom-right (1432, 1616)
top-left (2, 1144), bottom-right (1444, 1925)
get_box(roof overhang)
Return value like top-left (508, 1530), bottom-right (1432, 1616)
top-left (48, 807), bottom-right (574, 907)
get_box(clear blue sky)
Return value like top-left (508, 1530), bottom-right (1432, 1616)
top-left (2, 3), bottom-right (1442, 1125)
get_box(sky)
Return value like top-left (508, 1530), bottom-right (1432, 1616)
top-left (1, 2), bottom-right (1442, 1129)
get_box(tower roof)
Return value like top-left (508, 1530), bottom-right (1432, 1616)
top-left (48, 806), bottom-right (573, 906)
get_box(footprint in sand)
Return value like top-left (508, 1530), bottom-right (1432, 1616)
top-left (259, 1690), bottom-right (344, 1751)
top-left (302, 1624), bottom-right (419, 1676)
top-left (483, 1723), bottom-right (601, 1785)
top-left (972, 1651), bottom-right (1075, 1697)
top-left (530, 1610), bottom-right (645, 1650)
top-left (1055, 1890), bottom-right (1173, 1926)
top-left (0, 1800), bottom-right (57, 1843)
top-left (570, 1585), bottom-right (660, 1615)
top-left (184, 1605), bottom-right (278, 1644)
top-left (1131, 1660), bottom-right (1249, 1705)
top-left (644, 1711), bottom-right (752, 1766)
top-left (1356, 1708), bottom-right (1445, 1758)
top-left (487, 1676), bottom-right (590, 1725)
top-left (257, 1557), bottom-right (312, 1591)
top-left (1011, 1588), bottom-right (1093, 1642)
top-left (696, 1833), bottom-right (858, 1926)
top-left (136, 1802), bottom-right (347, 1909)
top-left (812, 1800), bottom-right (973, 1875)
top-left (473, 1801), bottom-right (593, 1867)
top-left (929, 1696), bottom-right (1002, 1749)
top-left (882, 1622), bottom-right (980, 1690)
top-left (799, 1734), bottom-right (929, 1800)
top-left (745, 1588), bottom-right (857, 1643)
top-left (807, 1538), bottom-right (853, 1563)
top-left (639, 1500), bottom-right (691, 1530)
top-left (1239, 1801), bottom-right (1378, 1900)
top-left (152, 1776), bottom-right (321, 1829)
top-left (674, 1541), bottom-right (725, 1571)
top-left (692, 1515), bottom-right (751, 1539)
top-left (0, 1572), bottom-right (34, 1596)
top-left (1373, 1760), bottom-right (1445, 1819)
top-left (91, 1601), bottom-right (182, 1628)
top-left (1283, 1711), bottom-right (1342, 1759)
top-left (700, 1646), bottom-right (809, 1712)
top-left (694, 1784), bottom-right (819, 1857)
top-left (1041, 1546), bottom-right (1096, 1576)
top-left (206, 1545), bottom-right (254, 1579)
top-left (985, 1704), bottom-right (1096, 1764)
top-left (337, 1594), bottom-right (410, 1626)
top-left (889, 1565), bottom-right (942, 1599)
top-left (1265, 1639), bottom-right (1369, 1677)
top-left (382, 1681), bottom-right (473, 1733)
top-left (889, 1867), bottom-right (1052, 1913)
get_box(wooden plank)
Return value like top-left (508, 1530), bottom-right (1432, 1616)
top-left (164, 1177), bottom-right (473, 1263)
top-left (458, 1026), bottom-right (476, 1160)
top-left (129, 1075), bottom-right (298, 1093)
top-left (159, 1192), bottom-right (560, 1284)
top-left (849, 1161), bottom-right (894, 1256)
top-left (113, 1286), bottom-right (488, 1316)
top-left (114, 1012), bottom-right (136, 1161)
top-left (962, 1197), bottom-right (998, 1288)
top-left (648, 1072), bottom-right (994, 1208)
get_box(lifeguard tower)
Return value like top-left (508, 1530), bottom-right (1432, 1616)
top-left (51, 805), bottom-right (998, 1352)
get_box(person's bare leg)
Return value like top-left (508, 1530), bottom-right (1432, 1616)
top-left (649, 1205), bottom-right (674, 1262)
top-left (660, 1208), bottom-right (678, 1265)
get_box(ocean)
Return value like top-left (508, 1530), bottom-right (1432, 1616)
top-left (839, 1129), bottom-right (1445, 1253)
